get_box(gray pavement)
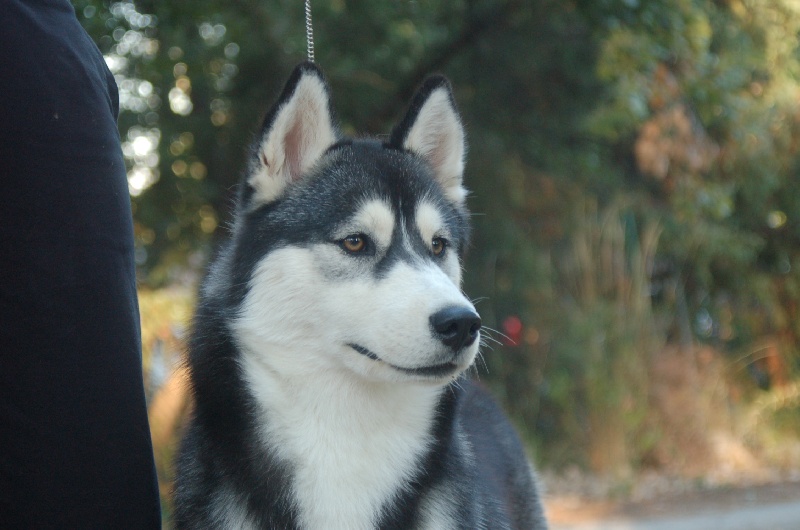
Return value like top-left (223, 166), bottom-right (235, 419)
top-left (551, 498), bottom-right (800, 530)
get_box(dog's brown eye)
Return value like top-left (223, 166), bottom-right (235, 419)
top-left (431, 237), bottom-right (447, 256)
top-left (341, 234), bottom-right (367, 253)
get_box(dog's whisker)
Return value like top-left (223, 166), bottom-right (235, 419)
top-left (475, 351), bottom-right (489, 376)
top-left (481, 325), bottom-right (513, 343)
top-left (481, 334), bottom-right (504, 346)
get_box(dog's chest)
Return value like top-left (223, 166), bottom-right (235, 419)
top-left (244, 362), bottom-right (443, 529)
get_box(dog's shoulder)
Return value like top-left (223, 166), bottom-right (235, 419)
top-left (456, 379), bottom-right (548, 529)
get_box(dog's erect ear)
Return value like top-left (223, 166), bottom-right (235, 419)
top-left (389, 76), bottom-right (466, 205)
top-left (247, 62), bottom-right (337, 205)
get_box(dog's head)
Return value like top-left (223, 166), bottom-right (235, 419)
top-left (227, 63), bottom-right (479, 385)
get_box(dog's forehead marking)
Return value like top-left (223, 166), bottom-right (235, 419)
top-left (342, 198), bottom-right (395, 248)
top-left (415, 200), bottom-right (446, 242)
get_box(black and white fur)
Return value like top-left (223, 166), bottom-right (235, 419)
top-left (174, 62), bottom-right (547, 529)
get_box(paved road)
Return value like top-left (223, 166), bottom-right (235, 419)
top-left (551, 499), bottom-right (800, 530)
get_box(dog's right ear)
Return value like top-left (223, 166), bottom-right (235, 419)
top-left (246, 62), bottom-right (337, 206)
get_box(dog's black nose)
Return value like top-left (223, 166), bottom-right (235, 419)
top-left (430, 306), bottom-right (481, 351)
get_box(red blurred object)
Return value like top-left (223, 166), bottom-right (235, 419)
top-left (502, 315), bottom-right (523, 346)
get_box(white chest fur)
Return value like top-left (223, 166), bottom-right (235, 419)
top-left (241, 352), bottom-right (443, 530)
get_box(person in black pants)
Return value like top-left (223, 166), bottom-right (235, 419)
top-left (0, 0), bottom-right (161, 526)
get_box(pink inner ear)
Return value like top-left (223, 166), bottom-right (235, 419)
top-left (283, 119), bottom-right (305, 182)
top-left (418, 121), bottom-right (457, 179)
top-left (427, 134), bottom-right (448, 174)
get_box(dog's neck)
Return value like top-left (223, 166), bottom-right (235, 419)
top-left (240, 349), bottom-right (448, 530)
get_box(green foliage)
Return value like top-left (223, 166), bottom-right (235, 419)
top-left (75, 0), bottom-right (800, 473)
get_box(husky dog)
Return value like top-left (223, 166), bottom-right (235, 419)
top-left (173, 62), bottom-right (547, 529)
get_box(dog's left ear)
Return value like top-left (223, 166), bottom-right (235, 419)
top-left (389, 76), bottom-right (467, 205)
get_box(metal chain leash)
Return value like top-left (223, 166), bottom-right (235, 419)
top-left (305, 0), bottom-right (315, 63)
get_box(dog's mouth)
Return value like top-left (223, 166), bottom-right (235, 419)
top-left (348, 343), bottom-right (460, 378)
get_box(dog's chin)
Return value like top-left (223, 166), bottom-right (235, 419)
top-left (347, 343), bottom-right (474, 384)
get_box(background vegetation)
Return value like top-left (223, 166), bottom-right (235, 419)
top-left (75, 0), bottom-right (800, 515)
